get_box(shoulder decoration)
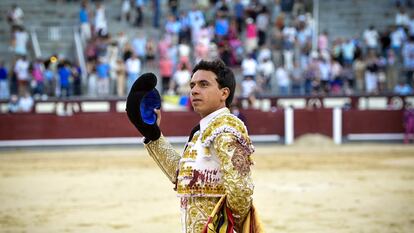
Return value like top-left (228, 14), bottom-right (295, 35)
top-left (201, 113), bottom-right (255, 155)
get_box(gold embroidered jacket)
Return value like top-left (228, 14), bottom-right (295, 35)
top-left (145, 108), bottom-right (255, 232)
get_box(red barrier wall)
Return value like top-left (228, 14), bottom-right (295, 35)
top-left (294, 109), bottom-right (333, 138)
top-left (0, 110), bottom-right (284, 140)
top-left (342, 110), bottom-right (404, 134)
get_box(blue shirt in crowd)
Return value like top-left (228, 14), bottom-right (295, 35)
top-left (58, 66), bottom-right (71, 87)
top-left (79, 8), bottom-right (89, 23)
top-left (0, 67), bottom-right (7, 80)
top-left (96, 63), bottom-right (110, 79)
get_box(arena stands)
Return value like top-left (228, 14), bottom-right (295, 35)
top-left (1, 0), bottom-right (414, 145)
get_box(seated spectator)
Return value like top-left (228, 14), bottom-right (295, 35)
top-left (8, 94), bottom-right (19, 113)
top-left (18, 92), bottom-right (34, 112)
top-left (394, 80), bottom-right (413, 95)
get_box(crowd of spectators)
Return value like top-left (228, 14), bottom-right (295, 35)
top-left (2, 0), bottom-right (414, 113)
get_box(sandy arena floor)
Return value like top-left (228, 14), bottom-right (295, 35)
top-left (0, 141), bottom-right (414, 233)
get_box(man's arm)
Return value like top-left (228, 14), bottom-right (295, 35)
top-left (145, 136), bottom-right (181, 184)
top-left (213, 132), bottom-right (254, 230)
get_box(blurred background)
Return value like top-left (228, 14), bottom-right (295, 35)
top-left (0, 0), bottom-right (414, 145)
top-left (0, 0), bottom-right (414, 233)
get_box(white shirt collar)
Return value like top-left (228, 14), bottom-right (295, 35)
top-left (200, 107), bottom-right (228, 132)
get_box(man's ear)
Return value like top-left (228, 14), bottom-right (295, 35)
top-left (221, 87), bottom-right (230, 101)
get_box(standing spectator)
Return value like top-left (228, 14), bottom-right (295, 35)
top-left (291, 61), bottom-right (303, 95)
top-left (318, 56), bottom-right (331, 94)
top-left (0, 61), bottom-right (9, 100)
top-left (134, 0), bottom-right (145, 27)
top-left (159, 55), bottom-right (174, 93)
top-left (275, 64), bottom-right (290, 95)
top-left (132, 32), bottom-right (147, 61)
top-left (58, 62), bottom-right (72, 98)
top-left (241, 54), bottom-right (258, 78)
top-left (87, 66), bottom-right (98, 97)
top-left (353, 55), bottom-right (366, 93)
top-left (403, 102), bottom-right (414, 144)
top-left (43, 62), bottom-right (55, 98)
top-left (256, 6), bottom-right (269, 47)
top-left (363, 25), bottom-right (379, 52)
top-left (257, 56), bottom-right (275, 91)
top-left (330, 58), bottom-right (343, 95)
top-left (380, 28), bottom-right (391, 57)
top-left (72, 63), bottom-right (82, 96)
top-left (270, 29), bottom-right (284, 67)
top-left (386, 49), bottom-right (399, 91)
top-left (94, 2), bottom-right (108, 36)
top-left (14, 55), bottom-right (30, 96)
top-left (13, 26), bottom-right (29, 56)
top-left (194, 36), bottom-right (210, 63)
top-left (245, 18), bottom-right (258, 55)
top-left (115, 59), bottom-right (126, 96)
top-left (364, 51), bottom-right (380, 94)
top-left (79, 1), bottom-right (91, 44)
top-left (106, 41), bottom-right (119, 94)
top-left (214, 11), bottom-right (230, 42)
top-left (153, 0), bottom-right (160, 28)
top-left (145, 39), bottom-right (157, 61)
top-left (282, 22), bottom-right (297, 70)
top-left (168, 0), bottom-right (179, 18)
top-left (342, 38), bottom-right (356, 65)
top-left (165, 14), bottom-right (181, 41)
top-left (233, 0), bottom-right (245, 34)
top-left (402, 36), bottom-right (414, 86)
top-left (241, 75), bottom-right (257, 107)
top-left (121, 0), bottom-right (132, 23)
top-left (178, 11), bottom-right (191, 44)
top-left (115, 31), bottom-right (129, 52)
top-left (292, 0), bottom-right (305, 16)
top-left (396, 7), bottom-right (410, 27)
top-left (390, 25), bottom-right (406, 57)
top-left (318, 30), bottom-right (329, 52)
top-left (409, 12), bottom-right (414, 36)
top-left (125, 53), bottom-right (141, 92)
top-left (7, 4), bottom-right (24, 30)
top-left (31, 59), bottom-right (45, 99)
top-left (96, 58), bottom-right (110, 96)
top-left (171, 63), bottom-right (191, 95)
top-left (188, 6), bottom-right (205, 45)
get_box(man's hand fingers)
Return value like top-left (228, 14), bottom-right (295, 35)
top-left (154, 109), bottom-right (161, 126)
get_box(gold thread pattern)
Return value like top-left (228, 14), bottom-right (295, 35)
top-left (144, 136), bottom-right (181, 183)
top-left (213, 132), bottom-right (254, 230)
top-left (183, 196), bottom-right (220, 233)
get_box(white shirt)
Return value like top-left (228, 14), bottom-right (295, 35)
top-left (14, 59), bottom-right (30, 80)
top-left (241, 79), bottom-right (257, 97)
top-left (275, 67), bottom-right (290, 86)
top-left (173, 69), bottom-right (191, 86)
top-left (241, 58), bottom-right (257, 77)
top-left (19, 96), bottom-right (34, 112)
top-left (125, 58), bottom-right (141, 74)
top-left (363, 29), bottom-right (379, 48)
top-left (258, 61), bottom-right (275, 78)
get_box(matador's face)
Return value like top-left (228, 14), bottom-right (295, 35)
top-left (190, 70), bottom-right (229, 118)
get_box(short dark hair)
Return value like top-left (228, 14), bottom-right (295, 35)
top-left (192, 59), bottom-right (235, 108)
